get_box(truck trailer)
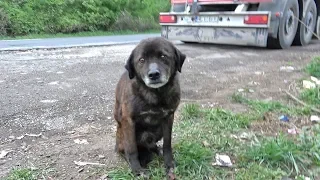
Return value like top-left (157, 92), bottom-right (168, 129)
top-left (159, 0), bottom-right (320, 49)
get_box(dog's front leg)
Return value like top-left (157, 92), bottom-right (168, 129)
top-left (163, 114), bottom-right (176, 180)
top-left (122, 117), bottom-right (144, 175)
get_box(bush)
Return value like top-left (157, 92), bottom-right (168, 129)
top-left (0, 8), bottom-right (9, 36)
top-left (0, 0), bottom-right (170, 36)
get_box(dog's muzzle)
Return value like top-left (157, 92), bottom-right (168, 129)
top-left (143, 63), bottom-right (168, 88)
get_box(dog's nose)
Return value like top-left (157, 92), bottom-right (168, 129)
top-left (148, 70), bottom-right (160, 80)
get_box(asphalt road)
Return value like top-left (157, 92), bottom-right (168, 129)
top-left (0, 33), bottom-right (160, 51)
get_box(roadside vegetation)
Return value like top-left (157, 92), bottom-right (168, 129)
top-left (0, 0), bottom-right (169, 39)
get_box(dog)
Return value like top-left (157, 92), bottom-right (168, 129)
top-left (113, 37), bottom-right (186, 179)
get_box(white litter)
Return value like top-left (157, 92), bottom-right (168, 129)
top-left (311, 115), bottom-right (320, 123)
top-left (238, 88), bottom-right (245, 92)
top-left (310, 76), bottom-right (320, 85)
top-left (287, 128), bottom-right (297, 135)
top-left (74, 161), bottom-right (106, 166)
top-left (0, 150), bottom-right (12, 159)
top-left (280, 66), bottom-right (295, 72)
top-left (303, 80), bottom-right (316, 89)
top-left (212, 154), bottom-right (233, 167)
top-left (74, 139), bottom-right (89, 145)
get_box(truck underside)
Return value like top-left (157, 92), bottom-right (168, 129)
top-left (159, 0), bottom-right (320, 49)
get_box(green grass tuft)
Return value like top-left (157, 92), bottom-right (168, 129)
top-left (242, 125), bottom-right (320, 178)
top-left (305, 57), bottom-right (320, 78)
top-left (300, 88), bottom-right (320, 108)
top-left (5, 168), bottom-right (37, 180)
top-left (232, 93), bottom-right (311, 116)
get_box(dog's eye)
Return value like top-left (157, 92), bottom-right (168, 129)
top-left (161, 55), bottom-right (167, 59)
top-left (139, 58), bottom-right (145, 64)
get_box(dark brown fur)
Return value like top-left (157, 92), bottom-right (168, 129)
top-left (113, 37), bottom-right (186, 179)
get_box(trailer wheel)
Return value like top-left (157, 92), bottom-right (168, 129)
top-left (267, 0), bottom-right (299, 49)
top-left (293, 0), bottom-right (317, 45)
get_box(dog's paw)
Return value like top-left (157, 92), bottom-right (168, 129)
top-left (133, 168), bottom-right (149, 179)
top-left (166, 168), bottom-right (176, 180)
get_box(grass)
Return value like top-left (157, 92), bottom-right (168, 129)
top-left (305, 57), bottom-right (320, 78)
top-left (300, 88), bottom-right (320, 108)
top-left (106, 100), bottom-right (320, 179)
top-left (231, 93), bottom-right (311, 116)
top-left (0, 30), bottom-right (160, 40)
top-left (5, 168), bottom-right (38, 180)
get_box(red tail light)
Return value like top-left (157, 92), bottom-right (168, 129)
top-left (159, 15), bottom-right (177, 23)
top-left (244, 15), bottom-right (268, 24)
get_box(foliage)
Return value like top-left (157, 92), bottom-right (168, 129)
top-left (0, 0), bottom-right (170, 36)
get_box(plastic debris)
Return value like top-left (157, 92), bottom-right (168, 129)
top-left (287, 128), bottom-right (297, 135)
top-left (107, 116), bottom-right (112, 120)
top-left (238, 88), bottom-right (245, 92)
top-left (212, 154), bottom-right (233, 167)
top-left (248, 89), bottom-right (255, 93)
top-left (310, 115), bottom-right (320, 123)
top-left (74, 139), bottom-right (89, 145)
top-left (0, 150), bottom-right (12, 159)
top-left (279, 115), bottom-right (289, 122)
top-left (310, 76), bottom-right (320, 85)
top-left (74, 161), bottom-right (106, 166)
top-left (280, 66), bottom-right (295, 72)
top-left (303, 80), bottom-right (316, 89)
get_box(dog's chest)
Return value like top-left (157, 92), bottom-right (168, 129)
top-left (136, 108), bottom-right (174, 125)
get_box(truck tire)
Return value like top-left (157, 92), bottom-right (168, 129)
top-left (267, 0), bottom-right (299, 49)
top-left (293, 0), bottom-right (317, 46)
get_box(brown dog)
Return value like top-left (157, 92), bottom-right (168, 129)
top-left (113, 37), bottom-right (186, 179)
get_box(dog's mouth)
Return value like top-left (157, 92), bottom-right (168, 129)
top-left (143, 76), bottom-right (168, 89)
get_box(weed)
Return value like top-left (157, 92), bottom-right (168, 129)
top-left (242, 125), bottom-right (320, 178)
top-left (300, 88), bottom-right (320, 108)
top-left (181, 103), bottom-right (202, 120)
top-left (232, 93), bottom-right (311, 116)
top-left (5, 168), bottom-right (37, 180)
top-left (305, 57), bottom-right (320, 78)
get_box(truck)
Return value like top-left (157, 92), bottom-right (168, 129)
top-left (159, 0), bottom-right (320, 49)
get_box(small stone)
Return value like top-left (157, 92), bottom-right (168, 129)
top-left (254, 71), bottom-right (264, 75)
top-left (107, 117), bottom-right (112, 120)
top-left (202, 141), bottom-right (210, 147)
top-left (8, 136), bottom-right (15, 139)
top-left (98, 155), bottom-right (105, 159)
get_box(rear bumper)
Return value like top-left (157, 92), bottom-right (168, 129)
top-left (160, 12), bottom-right (271, 47)
top-left (161, 26), bottom-right (269, 47)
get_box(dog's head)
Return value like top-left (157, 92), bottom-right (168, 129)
top-left (125, 37), bottom-right (186, 88)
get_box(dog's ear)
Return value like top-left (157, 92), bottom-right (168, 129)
top-left (125, 51), bottom-right (135, 79)
top-left (174, 47), bottom-right (186, 73)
